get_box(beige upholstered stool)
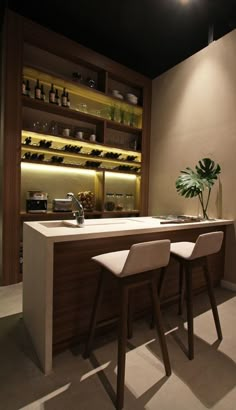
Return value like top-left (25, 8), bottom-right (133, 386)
top-left (84, 239), bottom-right (172, 410)
top-left (160, 231), bottom-right (224, 360)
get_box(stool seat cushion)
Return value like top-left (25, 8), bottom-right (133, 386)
top-left (171, 231), bottom-right (224, 260)
top-left (92, 250), bottom-right (129, 276)
top-left (92, 239), bottom-right (170, 277)
top-left (171, 242), bottom-right (195, 260)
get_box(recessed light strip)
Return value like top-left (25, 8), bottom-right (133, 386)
top-left (21, 162), bottom-right (96, 175)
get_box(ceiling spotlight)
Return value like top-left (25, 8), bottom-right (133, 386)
top-left (179, 0), bottom-right (190, 4)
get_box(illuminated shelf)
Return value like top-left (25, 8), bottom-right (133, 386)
top-left (23, 66), bottom-right (143, 125)
top-left (21, 144), bottom-right (141, 169)
top-left (21, 159), bottom-right (141, 176)
top-left (22, 96), bottom-right (143, 134)
top-left (21, 130), bottom-right (142, 161)
top-left (22, 95), bottom-right (103, 126)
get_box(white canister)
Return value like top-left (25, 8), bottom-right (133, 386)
top-left (90, 134), bottom-right (96, 142)
top-left (76, 131), bottom-right (84, 140)
top-left (62, 128), bottom-right (70, 137)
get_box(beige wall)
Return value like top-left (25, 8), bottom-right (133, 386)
top-left (150, 29), bottom-right (236, 283)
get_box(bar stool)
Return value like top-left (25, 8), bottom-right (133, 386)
top-left (160, 231), bottom-right (224, 360)
top-left (84, 239), bottom-right (172, 410)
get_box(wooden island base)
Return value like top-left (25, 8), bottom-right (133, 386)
top-left (53, 226), bottom-right (225, 354)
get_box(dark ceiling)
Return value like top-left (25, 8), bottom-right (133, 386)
top-left (4, 0), bottom-right (236, 78)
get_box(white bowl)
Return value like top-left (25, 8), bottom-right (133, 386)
top-left (127, 96), bottom-right (138, 104)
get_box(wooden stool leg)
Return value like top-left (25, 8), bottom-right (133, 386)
top-left (116, 283), bottom-right (129, 410)
top-left (149, 282), bottom-right (155, 329)
top-left (185, 266), bottom-right (194, 360)
top-left (203, 260), bottom-right (223, 340)
top-left (83, 270), bottom-right (105, 358)
top-left (178, 263), bottom-right (185, 315)
top-left (151, 274), bottom-right (171, 376)
top-left (127, 289), bottom-right (133, 339)
top-left (158, 267), bottom-right (166, 298)
top-left (150, 267), bottom-right (166, 329)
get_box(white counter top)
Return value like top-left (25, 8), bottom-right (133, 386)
top-left (24, 216), bottom-right (233, 242)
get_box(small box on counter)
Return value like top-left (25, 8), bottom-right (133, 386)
top-left (26, 190), bottom-right (48, 213)
top-left (52, 199), bottom-right (72, 212)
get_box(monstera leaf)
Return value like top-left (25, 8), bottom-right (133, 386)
top-left (176, 167), bottom-right (204, 198)
top-left (176, 158), bottom-right (221, 219)
top-left (195, 158), bottom-right (221, 188)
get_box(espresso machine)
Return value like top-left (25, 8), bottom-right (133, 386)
top-left (26, 190), bottom-right (48, 213)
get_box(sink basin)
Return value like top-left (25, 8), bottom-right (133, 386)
top-left (39, 220), bottom-right (128, 229)
top-left (40, 221), bottom-right (66, 228)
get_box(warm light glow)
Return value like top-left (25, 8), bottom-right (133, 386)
top-left (22, 130), bottom-right (142, 160)
top-left (21, 162), bottom-right (96, 175)
top-left (105, 172), bottom-right (137, 180)
top-left (179, 0), bottom-right (190, 4)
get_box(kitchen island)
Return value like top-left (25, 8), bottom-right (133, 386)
top-left (23, 216), bottom-right (233, 374)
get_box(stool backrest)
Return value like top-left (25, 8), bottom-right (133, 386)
top-left (121, 239), bottom-right (170, 277)
top-left (190, 231), bottom-right (224, 260)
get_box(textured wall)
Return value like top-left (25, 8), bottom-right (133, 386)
top-left (150, 29), bottom-right (236, 282)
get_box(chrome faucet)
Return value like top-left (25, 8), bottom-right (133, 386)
top-left (67, 192), bottom-right (84, 227)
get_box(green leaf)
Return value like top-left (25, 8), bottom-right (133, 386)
top-left (176, 167), bottom-right (204, 198)
top-left (195, 158), bottom-right (221, 185)
top-left (175, 157), bottom-right (221, 219)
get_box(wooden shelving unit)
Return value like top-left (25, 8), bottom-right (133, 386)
top-left (1, 10), bottom-right (151, 284)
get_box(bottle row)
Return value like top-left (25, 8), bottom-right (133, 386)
top-left (22, 136), bottom-right (139, 162)
top-left (22, 76), bottom-right (142, 128)
top-left (22, 78), bottom-right (70, 107)
top-left (21, 152), bottom-right (141, 172)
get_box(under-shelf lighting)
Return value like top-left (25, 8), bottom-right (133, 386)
top-left (22, 130), bottom-right (142, 160)
top-left (105, 172), bottom-right (137, 181)
top-left (21, 162), bottom-right (96, 175)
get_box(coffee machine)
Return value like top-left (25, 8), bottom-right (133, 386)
top-left (26, 191), bottom-right (48, 213)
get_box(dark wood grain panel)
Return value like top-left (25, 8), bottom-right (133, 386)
top-left (1, 11), bottom-right (23, 284)
top-left (53, 226), bottom-right (225, 352)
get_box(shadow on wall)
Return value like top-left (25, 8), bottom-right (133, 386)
top-left (216, 178), bottom-right (223, 218)
top-left (223, 223), bottom-right (236, 285)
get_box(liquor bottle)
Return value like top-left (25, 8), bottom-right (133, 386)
top-left (34, 79), bottom-right (41, 99)
top-left (61, 87), bottom-right (67, 107)
top-left (22, 78), bottom-right (26, 95)
top-left (66, 92), bottom-right (70, 108)
top-left (49, 83), bottom-right (56, 103)
top-left (26, 80), bottom-right (31, 97)
top-left (55, 89), bottom-right (60, 105)
top-left (41, 84), bottom-right (45, 102)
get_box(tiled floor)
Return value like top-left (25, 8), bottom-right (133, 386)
top-left (1, 284), bottom-right (236, 409)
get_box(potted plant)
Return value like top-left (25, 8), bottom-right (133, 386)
top-left (175, 158), bottom-right (221, 220)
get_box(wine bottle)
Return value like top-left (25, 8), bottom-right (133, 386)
top-left (55, 89), bottom-right (60, 105)
top-left (49, 83), bottom-right (56, 103)
top-left (26, 80), bottom-right (31, 97)
top-left (35, 79), bottom-right (41, 99)
top-left (66, 92), bottom-right (70, 108)
top-left (41, 84), bottom-right (45, 102)
top-left (61, 87), bottom-right (67, 107)
top-left (22, 78), bottom-right (26, 95)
